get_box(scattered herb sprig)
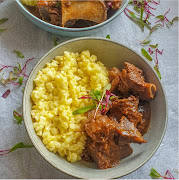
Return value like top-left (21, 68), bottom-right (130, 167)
top-left (0, 18), bottom-right (8, 33)
top-left (0, 57), bottom-right (34, 85)
top-left (125, 1), bottom-right (178, 79)
top-left (73, 84), bottom-right (117, 118)
top-left (13, 110), bottom-right (23, 124)
top-left (150, 168), bottom-right (175, 179)
top-left (53, 37), bottom-right (59, 46)
top-left (13, 50), bottom-right (24, 58)
top-left (0, 142), bottom-right (33, 156)
top-left (106, 34), bottom-right (110, 39)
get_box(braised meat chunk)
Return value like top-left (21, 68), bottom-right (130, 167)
top-left (116, 116), bottom-right (146, 145)
top-left (110, 95), bottom-right (142, 126)
top-left (86, 137), bottom-right (133, 169)
top-left (137, 101), bottom-right (150, 135)
top-left (108, 67), bottom-right (121, 92)
top-left (85, 110), bottom-right (118, 143)
top-left (118, 62), bottom-right (156, 100)
top-left (37, 0), bottom-right (62, 26)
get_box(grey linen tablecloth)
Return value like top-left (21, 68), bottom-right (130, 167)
top-left (0, 0), bottom-right (178, 179)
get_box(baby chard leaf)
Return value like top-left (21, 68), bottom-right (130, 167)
top-left (106, 35), bottom-right (110, 39)
top-left (13, 110), bottom-right (23, 124)
top-left (53, 37), bottom-right (59, 46)
top-left (10, 142), bottom-right (33, 152)
top-left (170, 16), bottom-right (179, 25)
top-left (0, 18), bottom-right (8, 25)
top-left (149, 168), bottom-right (162, 179)
top-left (141, 48), bottom-right (153, 61)
top-left (72, 105), bottom-right (96, 115)
top-left (13, 50), bottom-right (24, 58)
top-left (90, 89), bottom-right (102, 101)
top-left (0, 28), bottom-right (5, 33)
top-left (149, 44), bottom-right (158, 49)
top-left (156, 15), bottom-right (164, 20)
top-left (18, 76), bottom-right (24, 85)
top-left (103, 84), bottom-right (111, 94)
top-left (154, 65), bottom-right (161, 79)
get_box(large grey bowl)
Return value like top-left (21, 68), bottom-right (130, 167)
top-left (23, 37), bottom-right (167, 178)
top-left (16, 0), bottom-right (129, 36)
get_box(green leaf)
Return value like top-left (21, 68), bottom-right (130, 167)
top-left (149, 44), bottom-right (158, 49)
top-left (0, 28), bottom-right (5, 33)
top-left (13, 110), bottom-right (23, 124)
top-left (141, 36), bottom-right (151, 45)
top-left (154, 65), bottom-right (161, 79)
top-left (0, 18), bottom-right (8, 25)
top-left (129, 11), bottom-right (137, 18)
top-left (156, 15), bottom-right (164, 20)
top-left (141, 48), bottom-right (152, 61)
top-left (128, 0), bottom-right (133, 4)
top-left (18, 76), bottom-right (24, 85)
top-left (53, 37), bottom-right (59, 46)
top-left (10, 142), bottom-right (33, 152)
top-left (149, 168), bottom-right (162, 179)
top-left (21, 87), bottom-right (25, 93)
top-left (103, 84), bottom-right (111, 94)
top-left (13, 50), bottom-right (24, 58)
top-left (106, 34), bottom-right (110, 39)
top-left (72, 105), bottom-right (96, 115)
top-left (170, 16), bottom-right (179, 25)
top-left (90, 89), bottom-right (102, 101)
top-left (150, 24), bottom-right (162, 35)
top-left (17, 62), bottom-right (22, 71)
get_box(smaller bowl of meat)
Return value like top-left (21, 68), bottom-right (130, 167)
top-left (23, 37), bottom-right (167, 178)
top-left (16, 0), bottom-right (129, 36)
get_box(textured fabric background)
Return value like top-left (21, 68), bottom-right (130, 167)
top-left (0, 0), bottom-right (178, 179)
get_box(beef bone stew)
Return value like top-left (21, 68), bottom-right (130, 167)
top-left (21, 0), bottom-right (122, 28)
top-left (82, 62), bottom-right (156, 169)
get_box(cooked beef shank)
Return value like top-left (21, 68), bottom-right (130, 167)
top-left (118, 62), bottom-right (156, 100)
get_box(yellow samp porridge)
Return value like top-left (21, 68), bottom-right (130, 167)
top-left (31, 50), bottom-right (109, 162)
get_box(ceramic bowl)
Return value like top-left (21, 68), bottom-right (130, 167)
top-left (16, 0), bottom-right (129, 37)
top-left (23, 37), bottom-right (167, 178)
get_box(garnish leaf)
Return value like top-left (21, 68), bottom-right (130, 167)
top-left (13, 50), bottom-right (24, 58)
top-left (150, 24), bottom-right (162, 35)
top-left (150, 168), bottom-right (162, 178)
top-left (171, 16), bottom-right (179, 25)
top-left (90, 89), bottom-right (102, 101)
top-left (18, 76), bottom-right (24, 85)
top-left (10, 142), bottom-right (33, 152)
top-left (149, 44), bottom-right (158, 48)
top-left (0, 28), bottom-right (5, 33)
top-left (0, 18), bottom-right (8, 25)
top-left (106, 35), bottom-right (110, 39)
top-left (103, 84), bottom-right (111, 94)
top-left (2, 89), bottom-right (10, 98)
top-left (13, 110), bottom-right (23, 124)
top-left (141, 48), bottom-right (153, 61)
top-left (72, 105), bottom-right (96, 115)
top-left (53, 37), bottom-right (59, 46)
top-left (9, 71), bottom-right (14, 80)
top-left (154, 65), bottom-right (161, 79)
top-left (156, 15), bottom-right (164, 20)
top-left (141, 36), bottom-right (151, 45)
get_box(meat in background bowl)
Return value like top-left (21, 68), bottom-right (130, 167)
top-left (16, 0), bottom-right (129, 36)
top-left (23, 37), bottom-right (167, 178)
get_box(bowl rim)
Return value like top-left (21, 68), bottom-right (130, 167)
top-left (23, 37), bottom-right (168, 178)
top-left (16, 0), bottom-right (129, 32)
